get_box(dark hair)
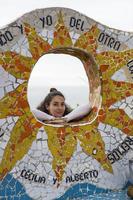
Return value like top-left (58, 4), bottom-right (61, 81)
top-left (37, 88), bottom-right (72, 116)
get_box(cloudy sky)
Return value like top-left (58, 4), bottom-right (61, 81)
top-left (0, 0), bottom-right (133, 31)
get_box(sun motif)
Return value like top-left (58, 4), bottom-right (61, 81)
top-left (0, 11), bottom-right (133, 184)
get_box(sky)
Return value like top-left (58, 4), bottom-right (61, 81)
top-left (0, 0), bottom-right (133, 108)
top-left (0, 0), bottom-right (133, 31)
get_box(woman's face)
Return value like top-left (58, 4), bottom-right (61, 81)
top-left (46, 95), bottom-right (65, 117)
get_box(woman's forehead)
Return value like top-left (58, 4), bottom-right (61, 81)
top-left (52, 95), bottom-right (65, 102)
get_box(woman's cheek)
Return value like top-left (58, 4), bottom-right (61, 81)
top-left (63, 106), bottom-right (65, 113)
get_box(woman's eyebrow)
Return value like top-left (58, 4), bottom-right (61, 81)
top-left (54, 101), bottom-right (64, 104)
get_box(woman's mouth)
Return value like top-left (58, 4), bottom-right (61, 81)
top-left (55, 112), bottom-right (63, 117)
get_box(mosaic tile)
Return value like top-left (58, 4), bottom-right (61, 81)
top-left (0, 7), bottom-right (133, 200)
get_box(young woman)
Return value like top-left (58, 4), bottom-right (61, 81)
top-left (32, 88), bottom-right (91, 123)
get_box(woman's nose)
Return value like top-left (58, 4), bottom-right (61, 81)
top-left (58, 105), bottom-right (63, 110)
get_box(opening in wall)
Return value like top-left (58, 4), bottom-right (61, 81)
top-left (27, 53), bottom-right (90, 125)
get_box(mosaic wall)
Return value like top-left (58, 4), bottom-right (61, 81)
top-left (0, 7), bottom-right (133, 199)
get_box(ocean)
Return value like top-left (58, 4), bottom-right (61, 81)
top-left (27, 85), bottom-right (89, 110)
